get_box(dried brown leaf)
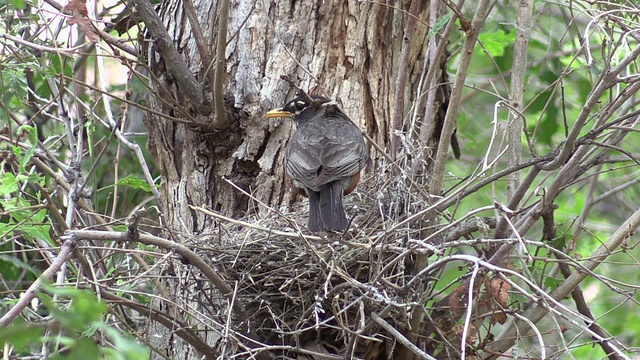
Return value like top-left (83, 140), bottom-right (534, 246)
top-left (490, 277), bottom-right (510, 308)
top-left (488, 277), bottom-right (511, 324)
top-left (452, 323), bottom-right (478, 344)
top-left (64, 0), bottom-right (100, 43)
top-left (449, 284), bottom-right (469, 315)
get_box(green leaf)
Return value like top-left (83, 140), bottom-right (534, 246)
top-left (478, 29), bottom-right (515, 58)
top-left (0, 172), bottom-right (19, 194)
top-left (21, 208), bottom-right (53, 245)
top-left (104, 326), bottom-right (150, 360)
top-left (1, 66), bottom-right (28, 101)
top-left (544, 276), bottom-right (563, 289)
top-left (571, 343), bottom-right (605, 359)
top-left (68, 294), bottom-right (108, 329)
top-left (548, 235), bottom-right (567, 250)
top-left (50, 337), bottom-right (101, 360)
top-left (8, 0), bottom-right (26, 10)
top-left (29, 69), bottom-right (52, 99)
top-left (0, 254), bottom-right (38, 278)
top-left (40, 286), bottom-right (108, 332)
top-left (21, 223), bottom-right (53, 245)
top-left (32, 208), bottom-right (47, 223)
top-left (429, 12), bottom-right (452, 39)
top-left (117, 175), bottom-right (154, 193)
top-left (17, 125), bottom-right (38, 169)
top-left (49, 56), bottom-right (73, 79)
top-left (1, 198), bottom-right (33, 223)
top-left (0, 324), bottom-right (44, 352)
top-left (17, 125), bottom-right (37, 144)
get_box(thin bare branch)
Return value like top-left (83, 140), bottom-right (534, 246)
top-left (488, 208), bottom-right (640, 355)
top-left (0, 239), bottom-right (76, 327)
top-left (68, 229), bottom-right (248, 320)
top-left (506, 0), bottom-right (534, 198)
top-left (127, 0), bottom-right (210, 114)
top-left (212, 0), bottom-right (231, 128)
top-left (372, 313), bottom-right (436, 360)
top-left (429, 0), bottom-right (492, 195)
top-left (390, 0), bottom-right (422, 158)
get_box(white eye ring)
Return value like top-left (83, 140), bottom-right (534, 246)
top-left (294, 101), bottom-right (307, 111)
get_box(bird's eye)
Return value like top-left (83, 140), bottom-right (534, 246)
top-left (294, 101), bottom-right (307, 111)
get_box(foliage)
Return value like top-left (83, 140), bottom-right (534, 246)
top-left (0, 1), bottom-right (155, 357)
top-left (0, 285), bottom-right (148, 359)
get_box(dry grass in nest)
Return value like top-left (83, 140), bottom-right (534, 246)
top-left (197, 173), bottom-right (437, 358)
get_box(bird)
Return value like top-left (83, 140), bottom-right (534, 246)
top-left (265, 92), bottom-right (369, 232)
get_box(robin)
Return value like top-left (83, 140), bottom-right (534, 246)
top-left (265, 92), bottom-right (370, 232)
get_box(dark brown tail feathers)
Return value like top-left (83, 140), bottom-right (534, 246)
top-left (307, 190), bottom-right (322, 232)
top-left (319, 181), bottom-right (348, 231)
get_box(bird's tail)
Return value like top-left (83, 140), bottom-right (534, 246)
top-left (319, 181), bottom-right (348, 231)
top-left (307, 190), bottom-right (322, 232)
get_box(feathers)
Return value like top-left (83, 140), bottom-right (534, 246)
top-left (284, 106), bottom-right (368, 192)
top-left (318, 180), bottom-right (349, 232)
top-left (307, 190), bottom-right (323, 232)
top-left (281, 97), bottom-right (369, 232)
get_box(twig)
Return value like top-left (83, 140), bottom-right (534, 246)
top-left (77, 121), bottom-right (117, 195)
top-left (390, 0), bottom-right (421, 158)
top-left (213, 0), bottom-right (230, 128)
top-left (429, 0), bottom-right (492, 196)
top-left (493, 165), bottom-right (541, 239)
top-left (99, 290), bottom-right (219, 359)
top-left (512, 81), bottom-right (640, 243)
top-left (506, 0), bottom-right (533, 198)
top-left (181, 0), bottom-right (221, 126)
top-left (65, 74), bottom-right (194, 124)
top-left (279, 75), bottom-right (316, 104)
top-left (220, 281), bottom-right (239, 357)
top-left (440, 0), bottom-right (470, 32)
top-left (78, 49), bottom-right (162, 207)
top-left (32, 0), bottom-right (137, 56)
top-left (127, 0), bottom-right (209, 114)
top-left (411, 0), bottom-right (461, 177)
top-left (488, 209), bottom-right (640, 356)
top-left (196, 180), bottom-right (332, 269)
top-left (460, 263), bottom-right (480, 359)
top-left (0, 239), bottom-right (76, 327)
top-left (372, 313), bottom-right (436, 360)
top-left (511, 313), bottom-right (547, 358)
top-left (67, 229), bottom-right (249, 321)
top-left (190, 205), bottom-right (322, 241)
top-left (182, 0), bottom-right (212, 72)
top-left (543, 209), bottom-right (624, 360)
top-left (538, 38), bottom-right (640, 171)
top-left (126, 206), bottom-right (147, 236)
top-left (405, 1), bottom-right (493, 357)
top-left (239, 345), bottom-right (343, 360)
top-left (0, 33), bottom-right (80, 56)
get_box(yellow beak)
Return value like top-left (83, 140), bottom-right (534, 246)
top-left (265, 109), bottom-right (294, 118)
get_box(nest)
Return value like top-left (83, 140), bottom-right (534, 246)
top-left (195, 174), bottom-right (447, 359)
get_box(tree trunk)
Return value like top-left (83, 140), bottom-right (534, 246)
top-left (140, 1), bottom-right (435, 358)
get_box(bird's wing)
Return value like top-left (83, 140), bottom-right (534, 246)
top-left (284, 137), bottom-right (323, 190)
top-left (285, 108), bottom-right (369, 191)
top-left (316, 130), bottom-right (368, 183)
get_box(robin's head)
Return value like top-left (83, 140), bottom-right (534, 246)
top-left (265, 94), bottom-right (332, 124)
